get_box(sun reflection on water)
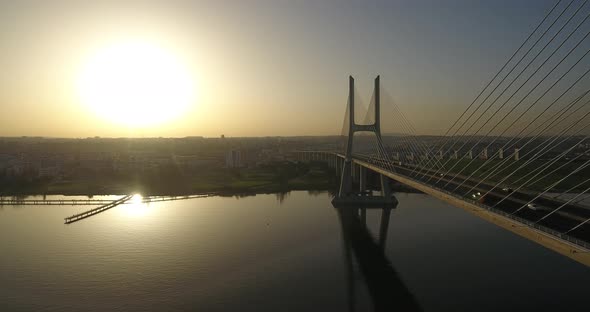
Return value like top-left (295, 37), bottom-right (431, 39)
top-left (123, 194), bottom-right (150, 217)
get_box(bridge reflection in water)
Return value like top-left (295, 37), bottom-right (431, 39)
top-left (335, 199), bottom-right (422, 312)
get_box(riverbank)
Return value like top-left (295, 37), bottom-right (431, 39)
top-left (0, 161), bottom-right (340, 196)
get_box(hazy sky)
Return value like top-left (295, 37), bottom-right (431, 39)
top-left (0, 0), bottom-right (555, 137)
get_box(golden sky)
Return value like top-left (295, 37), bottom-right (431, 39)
top-left (0, 1), bottom-right (550, 137)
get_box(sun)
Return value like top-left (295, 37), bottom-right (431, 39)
top-left (77, 41), bottom-right (195, 127)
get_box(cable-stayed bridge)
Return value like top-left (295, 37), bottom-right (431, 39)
top-left (300, 0), bottom-right (590, 267)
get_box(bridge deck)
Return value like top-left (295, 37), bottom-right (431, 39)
top-left (353, 157), bottom-right (590, 266)
top-left (301, 151), bottom-right (590, 266)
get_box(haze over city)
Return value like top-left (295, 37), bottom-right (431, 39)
top-left (0, 0), bottom-right (552, 137)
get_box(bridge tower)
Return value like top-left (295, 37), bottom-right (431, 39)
top-left (337, 76), bottom-right (393, 204)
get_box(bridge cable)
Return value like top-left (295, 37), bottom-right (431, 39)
top-left (480, 112), bottom-right (590, 200)
top-left (439, 2), bottom-right (590, 187)
top-left (486, 127), bottom-right (590, 207)
top-left (506, 145), bottom-right (590, 213)
top-left (533, 177), bottom-right (590, 224)
top-left (461, 94), bottom-right (590, 195)
top-left (430, 2), bottom-right (590, 184)
top-left (455, 89), bottom-right (590, 193)
top-left (472, 101), bottom-right (590, 199)
top-left (421, 0), bottom-right (575, 174)
top-left (422, 0), bottom-right (566, 171)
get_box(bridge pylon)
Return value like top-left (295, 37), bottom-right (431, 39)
top-left (335, 75), bottom-right (395, 207)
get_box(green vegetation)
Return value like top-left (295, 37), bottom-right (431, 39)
top-left (0, 161), bottom-right (338, 196)
top-left (433, 158), bottom-right (590, 192)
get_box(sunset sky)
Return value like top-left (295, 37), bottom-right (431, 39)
top-left (0, 0), bottom-right (553, 137)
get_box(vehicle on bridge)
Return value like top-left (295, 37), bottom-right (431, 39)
top-left (471, 192), bottom-right (482, 200)
top-left (527, 203), bottom-right (540, 211)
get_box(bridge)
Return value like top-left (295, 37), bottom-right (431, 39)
top-left (297, 0), bottom-right (590, 266)
top-left (299, 81), bottom-right (590, 266)
top-left (298, 1), bottom-right (590, 266)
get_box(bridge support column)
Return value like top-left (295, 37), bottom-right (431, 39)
top-left (336, 75), bottom-right (396, 208)
top-left (359, 166), bottom-right (367, 193)
top-left (380, 174), bottom-right (391, 200)
top-left (339, 160), bottom-right (353, 196)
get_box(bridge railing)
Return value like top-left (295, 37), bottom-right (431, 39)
top-left (362, 156), bottom-right (590, 251)
top-left (426, 173), bottom-right (590, 250)
top-left (300, 151), bottom-right (590, 250)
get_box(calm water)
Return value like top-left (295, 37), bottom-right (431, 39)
top-left (0, 192), bottom-right (589, 311)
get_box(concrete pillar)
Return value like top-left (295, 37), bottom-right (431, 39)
top-left (380, 174), bottom-right (391, 200)
top-left (338, 76), bottom-right (355, 197)
top-left (498, 148), bottom-right (504, 159)
top-left (359, 166), bottom-right (367, 192)
top-left (482, 147), bottom-right (488, 160)
top-left (514, 148), bottom-right (520, 161)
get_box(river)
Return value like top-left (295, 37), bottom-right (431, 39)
top-left (0, 191), bottom-right (588, 311)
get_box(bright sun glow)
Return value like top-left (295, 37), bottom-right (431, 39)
top-left (124, 193), bottom-right (149, 217)
top-left (77, 41), bottom-right (195, 127)
top-left (131, 193), bottom-right (143, 204)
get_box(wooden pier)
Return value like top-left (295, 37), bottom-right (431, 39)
top-left (141, 194), bottom-right (213, 203)
top-left (0, 198), bottom-right (121, 206)
top-left (64, 195), bottom-right (133, 224)
top-left (0, 193), bottom-right (216, 206)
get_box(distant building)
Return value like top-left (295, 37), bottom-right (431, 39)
top-left (225, 150), bottom-right (242, 168)
top-left (480, 147), bottom-right (488, 160)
